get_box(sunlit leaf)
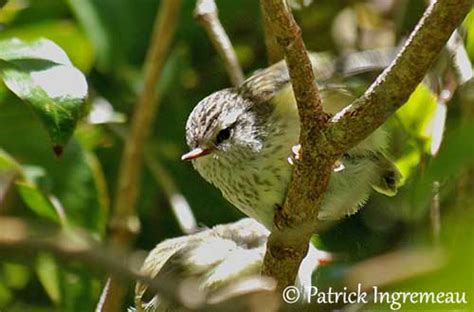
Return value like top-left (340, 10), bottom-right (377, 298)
top-left (0, 38), bottom-right (88, 154)
top-left (0, 148), bottom-right (21, 173)
top-left (0, 21), bottom-right (95, 72)
top-left (396, 84), bottom-right (437, 145)
top-left (0, 0), bottom-right (26, 24)
top-left (464, 9), bottom-right (474, 61)
top-left (36, 255), bottom-right (61, 304)
top-left (395, 143), bottom-right (421, 184)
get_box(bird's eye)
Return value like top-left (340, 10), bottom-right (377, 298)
top-left (215, 128), bottom-right (231, 145)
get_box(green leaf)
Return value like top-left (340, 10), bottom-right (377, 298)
top-left (0, 149), bottom-right (61, 223)
top-left (0, 38), bottom-right (88, 154)
top-left (395, 142), bottom-right (421, 184)
top-left (464, 9), bottom-right (474, 61)
top-left (0, 148), bottom-right (21, 173)
top-left (0, 20), bottom-right (95, 72)
top-left (16, 181), bottom-right (60, 223)
top-left (2, 263), bottom-right (30, 290)
top-left (0, 101), bottom-right (108, 234)
top-left (36, 255), bottom-right (61, 304)
top-left (396, 84), bottom-right (437, 144)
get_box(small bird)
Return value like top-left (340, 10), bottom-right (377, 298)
top-left (132, 218), bottom-right (327, 312)
top-left (132, 218), bottom-right (273, 312)
top-left (182, 51), bottom-right (401, 229)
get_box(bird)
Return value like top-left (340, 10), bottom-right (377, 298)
top-left (182, 51), bottom-right (401, 230)
top-left (132, 218), bottom-right (328, 312)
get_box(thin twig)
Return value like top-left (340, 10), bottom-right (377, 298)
top-left (0, 217), bottom-right (183, 308)
top-left (327, 0), bottom-right (472, 152)
top-left (194, 0), bottom-right (244, 87)
top-left (344, 247), bottom-right (446, 290)
top-left (145, 153), bottom-right (198, 234)
top-left (108, 124), bottom-right (198, 235)
top-left (430, 181), bottom-right (441, 243)
top-left (103, 0), bottom-right (183, 310)
top-left (427, 29), bottom-right (472, 243)
top-left (259, 1), bottom-right (283, 64)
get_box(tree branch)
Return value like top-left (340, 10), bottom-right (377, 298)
top-left (259, 0), bottom-right (332, 290)
top-left (194, 0), bottom-right (244, 87)
top-left (326, 0), bottom-right (472, 152)
top-left (103, 0), bottom-right (182, 310)
top-left (260, 0), bottom-right (472, 290)
top-left (259, 1), bottom-right (284, 64)
top-left (0, 217), bottom-right (184, 308)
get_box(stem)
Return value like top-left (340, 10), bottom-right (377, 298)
top-left (103, 1), bottom-right (182, 310)
top-left (194, 0), bottom-right (244, 87)
top-left (0, 217), bottom-right (185, 309)
top-left (327, 0), bottom-right (472, 153)
top-left (259, 1), bottom-right (283, 64)
top-left (145, 153), bottom-right (198, 234)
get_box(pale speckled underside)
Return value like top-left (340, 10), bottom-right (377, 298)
top-left (186, 57), bottom-right (391, 230)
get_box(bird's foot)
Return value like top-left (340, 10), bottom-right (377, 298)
top-left (288, 144), bottom-right (301, 166)
top-left (333, 159), bottom-right (345, 172)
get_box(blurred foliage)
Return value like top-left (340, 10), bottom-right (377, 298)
top-left (0, 0), bottom-right (472, 311)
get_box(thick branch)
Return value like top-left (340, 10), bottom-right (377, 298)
top-left (194, 0), bottom-right (244, 87)
top-left (327, 0), bottom-right (472, 152)
top-left (260, 0), bottom-right (332, 289)
top-left (104, 0), bottom-right (182, 310)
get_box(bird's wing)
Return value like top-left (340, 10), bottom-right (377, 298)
top-left (238, 48), bottom-right (396, 104)
top-left (237, 52), bottom-right (337, 103)
top-left (238, 60), bottom-right (291, 104)
top-left (134, 235), bottom-right (203, 307)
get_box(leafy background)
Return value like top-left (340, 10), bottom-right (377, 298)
top-left (0, 0), bottom-right (473, 311)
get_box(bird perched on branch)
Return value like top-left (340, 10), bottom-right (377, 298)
top-left (182, 50), bottom-right (401, 229)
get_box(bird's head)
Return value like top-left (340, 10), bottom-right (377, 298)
top-left (182, 89), bottom-right (267, 163)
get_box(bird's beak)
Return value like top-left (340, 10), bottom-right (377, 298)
top-left (181, 147), bottom-right (212, 161)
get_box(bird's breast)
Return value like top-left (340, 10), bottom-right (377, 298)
top-left (194, 110), bottom-right (299, 229)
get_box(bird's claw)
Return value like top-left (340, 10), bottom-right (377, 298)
top-left (287, 144), bottom-right (301, 166)
top-left (333, 160), bottom-right (345, 172)
top-left (288, 145), bottom-right (345, 173)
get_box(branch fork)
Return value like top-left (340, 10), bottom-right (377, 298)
top-left (259, 0), bottom-right (472, 290)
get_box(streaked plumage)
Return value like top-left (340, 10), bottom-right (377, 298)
top-left (184, 51), bottom-right (401, 229)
